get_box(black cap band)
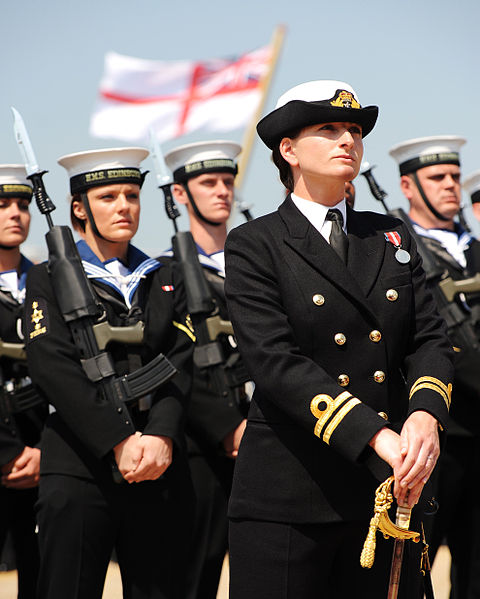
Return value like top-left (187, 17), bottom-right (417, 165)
top-left (173, 159), bottom-right (238, 183)
top-left (471, 190), bottom-right (480, 205)
top-left (0, 184), bottom-right (33, 200)
top-left (399, 152), bottom-right (460, 176)
top-left (70, 168), bottom-right (144, 194)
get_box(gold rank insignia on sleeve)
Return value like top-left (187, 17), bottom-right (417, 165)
top-left (28, 299), bottom-right (48, 341)
top-left (409, 376), bottom-right (452, 410)
top-left (310, 391), bottom-right (361, 444)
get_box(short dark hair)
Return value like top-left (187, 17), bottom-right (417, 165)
top-left (270, 126), bottom-right (303, 192)
top-left (70, 193), bottom-right (86, 233)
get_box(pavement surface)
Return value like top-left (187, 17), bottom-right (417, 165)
top-left (0, 546), bottom-right (450, 598)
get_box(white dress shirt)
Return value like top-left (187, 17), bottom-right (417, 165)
top-left (291, 194), bottom-right (347, 242)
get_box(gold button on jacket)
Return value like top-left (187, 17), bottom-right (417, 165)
top-left (386, 289), bottom-right (398, 301)
top-left (337, 374), bottom-right (350, 387)
top-left (334, 333), bottom-right (346, 345)
top-left (374, 370), bottom-right (386, 383)
top-left (312, 294), bottom-right (325, 306)
top-left (369, 330), bottom-right (382, 342)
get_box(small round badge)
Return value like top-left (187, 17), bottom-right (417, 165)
top-left (395, 248), bottom-right (411, 264)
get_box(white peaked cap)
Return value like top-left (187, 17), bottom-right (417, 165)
top-left (389, 135), bottom-right (466, 175)
top-left (164, 140), bottom-right (241, 180)
top-left (256, 80), bottom-right (378, 149)
top-left (57, 147), bottom-right (149, 194)
top-left (275, 80), bottom-right (359, 108)
top-left (58, 147), bottom-right (149, 178)
top-left (463, 170), bottom-right (480, 203)
top-left (0, 164), bottom-right (31, 186)
top-left (0, 164), bottom-right (33, 198)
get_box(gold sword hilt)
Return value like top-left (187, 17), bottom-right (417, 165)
top-left (360, 476), bottom-right (420, 570)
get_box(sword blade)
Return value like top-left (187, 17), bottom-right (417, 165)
top-left (11, 107), bottom-right (39, 176)
top-left (387, 503), bottom-right (412, 599)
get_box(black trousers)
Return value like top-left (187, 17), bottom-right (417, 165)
top-left (185, 453), bottom-right (234, 599)
top-left (0, 486), bottom-right (39, 599)
top-left (229, 518), bottom-right (424, 599)
top-left (35, 470), bottom-right (193, 599)
top-left (428, 435), bottom-right (480, 599)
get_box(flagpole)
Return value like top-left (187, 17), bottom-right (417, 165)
top-left (235, 24), bottom-right (286, 191)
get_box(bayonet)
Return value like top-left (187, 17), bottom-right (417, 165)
top-left (149, 129), bottom-right (180, 230)
top-left (11, 107), bottom-right (56, 226)
top-left (149, 129), bottom-right (173, 188)
top-left (360, 161), bottom-right (389, 212)
top-left (12, 107), bottom-right (40, 176)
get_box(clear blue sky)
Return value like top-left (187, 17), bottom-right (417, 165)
top-left (1, 0), bottom-right (479, 260)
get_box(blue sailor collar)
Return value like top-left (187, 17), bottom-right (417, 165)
top-left (77, 240), bottom-right (162, 308)
top-left (0, 254), bottom-right (34, 304)
top-left (412, 221), bottom-right (474, 268)
top-left (196, 244), bottom-right (225, 277)
top-left (159, 242), bottom-right (225, 277)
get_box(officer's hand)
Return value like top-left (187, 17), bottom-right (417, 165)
top-left (223, 419), bottom-right (247, 458)
top-left (395, 410), bottom-right (440, 507)
top-left (123, 435), bottom-right (173, 483)
top-left (113, 432), bottom-right (143, 479)
top-left (368, 427), bottom-right (409, 502)
top-left (1, 446), bottom-right (41, 489)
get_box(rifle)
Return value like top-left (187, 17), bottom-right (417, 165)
top-left (0, 338), bottom-right (44, 423)
top-left (360, 162), bottom-right (480, 352)
top-left (149, 133), bottom-right (250, 411)
top-left (235, 193), bottom-right (254, 222)
top-left (12, 109), bottom-right (178, 480)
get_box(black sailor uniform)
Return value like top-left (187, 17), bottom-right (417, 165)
top-left (25, 241), bottom-right (194, 599)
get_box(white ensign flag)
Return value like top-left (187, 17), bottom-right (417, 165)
top-left (89, 46), bottom-right (273, 143)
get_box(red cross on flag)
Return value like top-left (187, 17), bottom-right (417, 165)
top-left (89, 45), bottom-right (274, 144)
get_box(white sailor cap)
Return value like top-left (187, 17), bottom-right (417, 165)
top-left (257, 80), bottom-right (378, 149)
top-left (0, 165), bottom-right (33, 199)
top-left (164, 140), bottom-right (241, 183)
top-left (389, 135), bottom-right (466, 176)
top-left (463, 170), bottom-right (480, 204)
top-left (57, 147), bottom-right (149, 195)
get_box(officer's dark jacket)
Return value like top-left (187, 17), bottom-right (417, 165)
top-left (414, 231), bottom-right (480, 435)
top-left (0, 258), bottom-right (47, 467)
top-left (224, 196), bottom-right (454, 524)
top-left (24, 248), bottom-right (194, 481)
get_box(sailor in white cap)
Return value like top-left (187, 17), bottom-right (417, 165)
top-left (162, 140), bottom-right (247, 599)
top-left (24, 148), bottom-right (194, 599)
top-left (391, 136), bottom-right (480, 598)
top-left (0, 165), bottom-right (47, 598)
top-left (463, 169), bottom-right (480, 222)
top-left (224, 81), bottom-right (454, 598)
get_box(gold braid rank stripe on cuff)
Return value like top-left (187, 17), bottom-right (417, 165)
top-left (310, 391), bottom-right (361, 444)
top-left (409, 376), bottom-right (452, 410)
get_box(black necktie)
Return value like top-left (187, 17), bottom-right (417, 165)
top-left (326, 208), bottom-right (348, 263)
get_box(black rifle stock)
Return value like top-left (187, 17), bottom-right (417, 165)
top-left (361, 165), bottom-right (480, 351)
top-left (172, 230), bottom-right (249, 405)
